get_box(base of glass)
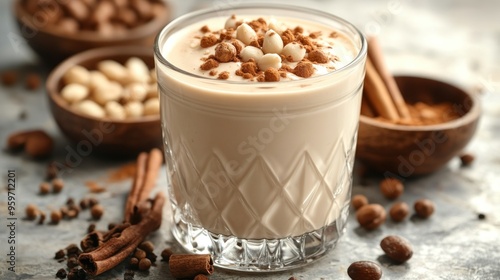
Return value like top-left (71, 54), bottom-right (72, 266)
top-left (171, 211), bottom-right (348, 271)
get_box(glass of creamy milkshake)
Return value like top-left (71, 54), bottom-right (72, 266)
top-left (154, 4), bottom-right (367, 271)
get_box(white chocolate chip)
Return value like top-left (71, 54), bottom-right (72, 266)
top-left (262, 29), bottom-right (284, 54)
top-left (126, 57), bottom-right (150, 84)
top-left (64, 65), bottom-right (90, 86)
top-left (282, 42), bottom-right (306, 62)
top-left (123, 83), bottom-right (148, 102)
top-left (143, 98), bottom-right (160, 116)
top-left (74, 100), bottom-right (105, 118)
top-left (124, 101), bottom-right (144, 118)
top-left (105, 101), bottom-right (126, 120)
top-left (93, 81), bottom-right (123, 105)
top-left (258, 53), bottom-right (282, 71)
top-left (97, 60), bottom-right (129, 84)
top-left (236, 23), bottom-right (257, 45)
top-left (240, 46), bottom-right (264, 62)
top-left (224, 16), bottom-right (238, 29)
top-left (88, 71), bottom-right (109, 90)
top-left (268, 18), bottom-right (284, 35)
top-left (61, 83), bottom-right (89, 104)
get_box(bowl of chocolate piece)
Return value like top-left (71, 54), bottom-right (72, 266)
top-left (355, 38), bottom-right (481, 177)
top-left (45, 46), bottom-right (161, 157)
top-left (14, 0), bottom-right (171, 64)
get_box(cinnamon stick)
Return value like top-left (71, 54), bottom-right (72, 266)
top-left (79, 193), bottom-right (165, 276)
top-left (361, 94), bottom-right (376, 117)
top-left (169, 254), bottom-right (214, 279)
top-left (367, 36), bottom-right (411, 119)
top-left (364, 57), bottom-right (400, 121)
top-left (124, 148), bottom-right (163, 224)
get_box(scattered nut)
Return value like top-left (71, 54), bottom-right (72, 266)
top-left (52, 178), bottom-right (65, 193)
top-left (414, 199), bottom-right (435, 218)
top-left (379, 178), bottom-right (404, 200)
top-left (56, 268), bottom-right (67, 279)
top-left (1, 71), bottom-right (18, 86)
top-left (90, 204), bottom-right (104, 220)
top-left (134, 249), bottom-right (147, 260)
top-left (50, 209), bottom-right (63, 224)
top-left (194, 275), bottom-right (209, 280)
top-left (129, 257), bottom-right (139, 269)
top-left (351, 194), bottom-right (368, 210)
top-left (39, 182), bottom-right (51, 195)
top-left (459, 153), bottom-right (475, 167)
top-left (347, 261), bottom-right (382, 280)
top-left (380, 235), bottom-right (413, 263)
top-left (6, 130), bottom-right (54, 158)
top-left (139, 241), bottom-right (155, 253)
top-left (25, 204), bottom-right (38, 220)
top-left (138, 257), bottom-right (151, 271)
top-left (25, 73), bottom-right (41, 90)
top-left (161, 248), bottom-right (173, 262)
top-left (356, 204), bottom-right (386, 230)
top-left (389, 202), bottom-right (410, 222)
top-left (38, 211), bottom-right (46, 224)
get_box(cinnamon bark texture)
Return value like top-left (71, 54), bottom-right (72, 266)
top-left (367, 36), bottom-right (411, 120)
top-left (364, 57), bottom-right (400, 121)
top-left (78, 148), bottom-right (165, 276)
top-left (169, 254), bottom-right (214, 279)
top-left (125, 148), bottom-right (164, 224)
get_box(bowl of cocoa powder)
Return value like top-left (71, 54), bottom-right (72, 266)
top-left (356, 75), bottom-right (481, 177)
top-left (14, 0), bottom-right (171, 65)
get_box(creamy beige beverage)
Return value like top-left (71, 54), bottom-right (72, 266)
top-left (155, 4), bottom-right (366, 271)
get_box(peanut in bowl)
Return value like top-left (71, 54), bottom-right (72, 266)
top-left (46, 46), bottom-right (162, 157)
top-left (14, 0), bottom-right (171, 65)
top-left (356, 75), bottom-right (481, 177)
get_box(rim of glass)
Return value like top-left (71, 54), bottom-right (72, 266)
top-left (154, 3), bottom-right (367, 85)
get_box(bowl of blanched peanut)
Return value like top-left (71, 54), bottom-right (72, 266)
top-left (46, 46), bottom-right (162, 157)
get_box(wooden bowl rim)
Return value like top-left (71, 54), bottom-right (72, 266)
top-left (359, 75), bottom-right (481, 131)
top-left (46, 45), bottom-right (160, 125)
top-left (13, 0), bottom-right (171, 43)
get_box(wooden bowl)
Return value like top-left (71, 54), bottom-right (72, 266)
top-left (356, 76), bottom-right (481, 177)
top-left (13, 0), bottom-right (171, 65)
top-left (46, 46), bottom-right (162, 157)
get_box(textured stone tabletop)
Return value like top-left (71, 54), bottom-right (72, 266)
top-left (1, 0), bottom-right (499, 279)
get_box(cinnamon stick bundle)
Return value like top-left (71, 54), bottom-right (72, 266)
top-left (364, 57), bottom-right (400, 120)
top-left (367, 36), bottom-right (411, 120)
top-left (79, 193), bottom-right (165, 276)
top-left (78, 148), bottom-right (165, 276)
